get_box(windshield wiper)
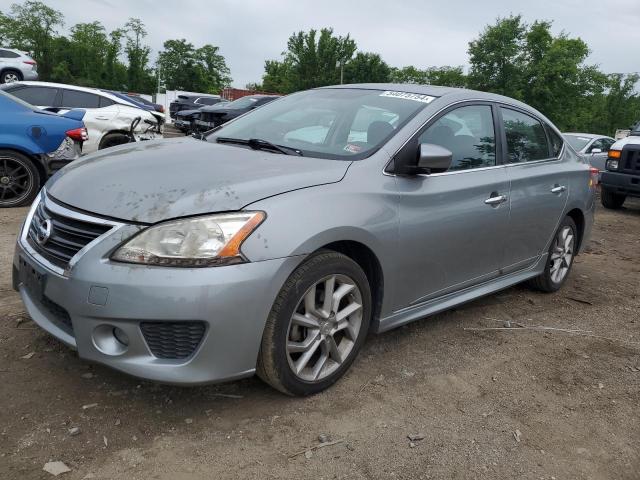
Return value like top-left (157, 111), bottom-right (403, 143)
top-left (216, 137), bottom-right (303, 156)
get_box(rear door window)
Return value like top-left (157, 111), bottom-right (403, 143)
top-left (501, 108), bottom-right (550, 163)
top-left (10, 86), bottom-right (58, 106)
top-left (61, 89), bottom-right (101, 109)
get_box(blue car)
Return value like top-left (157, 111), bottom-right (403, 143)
top-left (0, 90), bottom-right (86, 207)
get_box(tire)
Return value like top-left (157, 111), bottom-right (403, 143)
top-left (528, 216), bottom-right (577, 293)
top-left (99, 133), bottom-right (131, 150)
top-left (257, 250), bottom-right (372, 396)
top-left (600, 188), bottom-right (626, 209)
top-left (1, 70), bottom-right (22, 84)
top-left (0, 150), bottom-right (41, 208)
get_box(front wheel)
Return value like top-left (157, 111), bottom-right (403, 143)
top-left (0, 150), bottom-right (41, 207)
top-left (600, 188), bottom-right (626, 209)
top-left (528, 216), bottom-right (577, 292)
top-left (257, 251), bottom-right (372, 396)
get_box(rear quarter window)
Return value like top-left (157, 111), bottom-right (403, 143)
top-left (61, 89), bottom-right (101, 109)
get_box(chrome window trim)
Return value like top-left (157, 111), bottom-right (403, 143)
top-left (19, 189), bottom-right (125, 277)
top-left (383, 98), bottom-right (564, 177)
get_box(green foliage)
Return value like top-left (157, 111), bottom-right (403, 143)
top-left (157, 39), bottom-right (231, 93)
top-left (1, 0), bottom-right (64, 79)
top-left (467, 16), bottom-right (639, 134)
top-left (390, 65), bottom-right (467, 87)
top-left (0, 2), bottom-right (231, 94)
top-left (263, 28), bottom-right (357, 92)
top-left (343, 52), bottom-right (391, 84)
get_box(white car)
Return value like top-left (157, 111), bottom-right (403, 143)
top-left (0, 81), bottom-right (160, 153)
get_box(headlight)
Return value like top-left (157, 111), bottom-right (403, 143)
top-left (111, 212), bottom-right (265, 267)
top-left (606, 159), bottom-right (619, 170)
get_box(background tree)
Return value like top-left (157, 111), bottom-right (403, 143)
top-left (0, 0), bottom-right (64, 79)
top-left (266, 28), bottom-right (358, 91)
top-left (157, 39), bottom-right (231, 93)
top-left (343, 52), bottom-right (391, 84)
top-left (124, 18), bottom-right (153, 92)
top-left (467, 15), bottom-right (526, 98)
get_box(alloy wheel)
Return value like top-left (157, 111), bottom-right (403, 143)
top-left (549, 225), bottom-right (574, 284)
top-left (0, 157), bottom-right (32, 205)
top-left (3, 72), bottom-right (20, 83)
top-left (286, 274), bottom-right (363, 382)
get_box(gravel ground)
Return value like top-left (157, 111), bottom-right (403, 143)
top-left (1, 194), bottom-right (639, 480)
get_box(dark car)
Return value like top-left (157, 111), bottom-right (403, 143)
top-left (0, 90), bottom-right (86, 207)
top-left (173, 101), bottom-right (229, 133)
top-left (194, 95), bottom-right (280, 132)
top-left (169, 94), bottom-right (224, 119)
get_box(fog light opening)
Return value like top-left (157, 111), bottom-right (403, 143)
top-left (92, 324), bottom-right (129, 356)
top-left (113, 327), bottom-right (129, 347)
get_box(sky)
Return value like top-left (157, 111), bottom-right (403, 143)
top-left (2, 0), bottom-right (639, 87)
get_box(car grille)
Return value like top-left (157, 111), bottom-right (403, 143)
top-left (140, 321), bottom-right (206, 359)
top-left (621, 146), bottom-right (640, 174)
top-left (27, 199), bottom-right (112, 270)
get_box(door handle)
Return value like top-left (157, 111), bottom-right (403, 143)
top-left (95, 116), bottom-right (110, 120)
top-left (484, 194), bottom-right (507, 206)
top-left (551, 185), bottom-right (566, 194)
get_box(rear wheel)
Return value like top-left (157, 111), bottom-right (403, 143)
top-left (528, 216), bottom-right (577, 292)
top-left (600, 188), bottom-right (626, 209)
top-left (0, 150), bottom-right (40, 207)
top-left (1, 70), bottom-right (22, 84)
top-left (257, 251), bottom-right (372, 396)
top-left (99, 133), bottom-right (131, 150)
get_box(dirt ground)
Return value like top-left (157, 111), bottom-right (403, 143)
top-left (1, 196), bottom-right (639, 480)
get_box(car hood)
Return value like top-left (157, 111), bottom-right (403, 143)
top-left (612, 135), bottom-right (640, 149)
top-left (46, 137), bottom-right (351, 224)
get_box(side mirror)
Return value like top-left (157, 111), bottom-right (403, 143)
top-left (590, 148), bottom-right (602, 154)
top-left (416, 143), bottom-right (453, 173)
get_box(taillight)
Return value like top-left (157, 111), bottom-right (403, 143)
top-left (66, 127), bottom-right (88, 142)
top-left (589, 167), bottom-right (599, 188)
top-left (23, 60), bottom-right (36, 65)
top-left (159, 105), bottom-right (165, 113)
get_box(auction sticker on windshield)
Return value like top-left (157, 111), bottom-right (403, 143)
top-left (379, 91), bottom-right (435, 103)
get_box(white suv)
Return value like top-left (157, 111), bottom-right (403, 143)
top-left (0, 48), bottom-right (38, 83)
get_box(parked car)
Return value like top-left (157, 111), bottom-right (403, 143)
top-left (173, 102), bottom-right (228, 133)
top-left (169, 94), bottom-right (224, 119)
top-left (0, 90), bottom-right (86, 207)
top-left (125, 93), bottom-right (165, 114)
top-left (194, 95), bottom-right (280, 132)
top-left (599, 124), bottom-right (640, 209)
top-left (102, 90), bottom-right (165, 130)
top-left (0, 48), bottom-right (38, 84)
top-left (0, 81), bottom-right (159, 153)
top-left (12, 84), bottom-right (595, 395)
top-left (563, 133), bottom-right (615, 175)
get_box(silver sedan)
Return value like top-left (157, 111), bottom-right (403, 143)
top-left (563, 133), bottom-right (616, 175)
top-left (14, 84), bottom-right (596, 395)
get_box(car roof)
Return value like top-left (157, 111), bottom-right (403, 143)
top-left (12, 81), bottom-right (137, 107)
top-left (320, 83), bottom-right (549, 115)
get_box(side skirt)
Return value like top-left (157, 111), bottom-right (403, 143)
top-left (376, 253), bottom-right (548, 333)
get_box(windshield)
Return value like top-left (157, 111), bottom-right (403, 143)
top-left (563, 134), bottom-right (591, 151)
top-left (208, 88), bottom-right (433, 160)
top-left (223, 96), bottom-right (260, 109)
